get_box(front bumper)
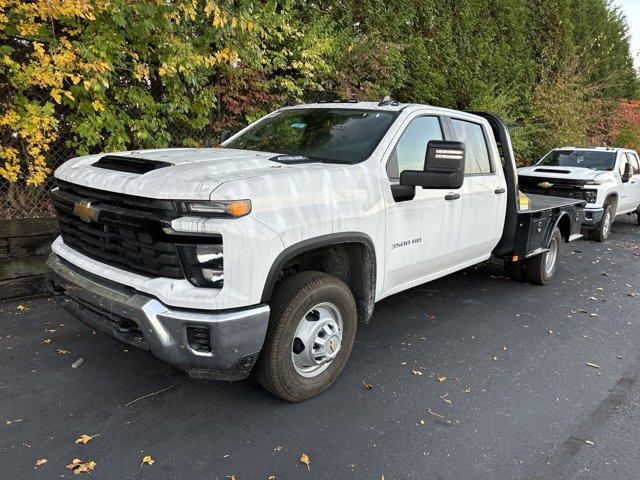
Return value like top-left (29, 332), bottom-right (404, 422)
top-left (46, 253), bottom-right (270, 381)
top-left (581, 207), bottom-right (604, 229)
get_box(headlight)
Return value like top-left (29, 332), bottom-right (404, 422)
top-left (585, 177), bottom-right (613, 185)
top-left (177, 199), bottom-right (251, 218)
top-left (176, 243), bottom-right (224, 288)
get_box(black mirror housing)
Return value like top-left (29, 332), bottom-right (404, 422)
top-left (219, 129), bottom-right (231, 144)
top-left (622, 162), bottom-right (632, 182)
top-left (400, 140), bottom-right (465, 189)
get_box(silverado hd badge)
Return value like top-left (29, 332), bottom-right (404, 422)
top-left (73, 200), bottom-right (100, 222)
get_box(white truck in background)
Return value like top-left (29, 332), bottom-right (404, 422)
top-left (47, 101), bottom-right (585, 401)
top-left (519, 147), bottom-right (640, 241)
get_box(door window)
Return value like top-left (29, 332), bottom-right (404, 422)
top-left (625, 152), bottom-right (639, 174)
top-left (450, 119), bottom-right (493, 174)
top-left (387, 116), bottom-right (443, 179)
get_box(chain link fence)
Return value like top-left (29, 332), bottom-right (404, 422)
top-left (0, 89), bottom-right (339, 220)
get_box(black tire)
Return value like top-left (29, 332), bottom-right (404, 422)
top-left (636, 209), bottom-right (640, 226)
top-left (504, 259), bottom-right (526, 281)
top-left (254, 271), bottom-right (357, 402)
top-left (525, 227), bottom-right (562, 285)
top-left (588, 201), bottom-right (614, 242)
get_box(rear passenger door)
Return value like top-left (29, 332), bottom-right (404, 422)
top-left (448, 116), bottom-right (507, 266)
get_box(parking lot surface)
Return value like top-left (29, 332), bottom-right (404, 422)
top-left (1, 217), bottom-right (639, 480)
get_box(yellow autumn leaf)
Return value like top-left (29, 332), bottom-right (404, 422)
top-left (35, 458), bottom-right (47, 466)
top-left (141, 455), bottom-right (154, 466)
top-left (55, 349), bottom-right (70, 355)
top-left (75, 434), bottom-right (94, 445)
top-left (158, 67), bottom-right (167, 76)
top-left (50, 89), bottom-right (62, 104)
top-left (437, 376), bottom-right (447, 382)
top-left (299, 453), bottom-right (311, 471)
top-left (42, 339), bottom-right (52, 344)
top-left (66, 459), bottom-right (96, 474)
top-left (64, 91), bottom-right (75, 101)
top-left (231, 16), bottom-right (238, 28)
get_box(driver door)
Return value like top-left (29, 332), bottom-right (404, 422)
top-left (382, 114), bottom-right (463, 295)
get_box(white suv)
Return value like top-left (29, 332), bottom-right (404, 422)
top-left (518, 147), bottom-right (640, 241)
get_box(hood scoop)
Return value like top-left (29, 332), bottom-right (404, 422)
top-left (92, 155), bottom-right (173, 174)
top-left (534, 168), bottom-right (571, 174)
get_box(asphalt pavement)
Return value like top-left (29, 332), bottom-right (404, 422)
top-left (1, 216), bottom-right (639, 480)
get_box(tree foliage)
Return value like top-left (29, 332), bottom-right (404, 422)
top-left (0, 0), bottom-right (638, 194)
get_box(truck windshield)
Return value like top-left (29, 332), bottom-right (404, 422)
top-left (536, 150), bottom-right (616, 171)
top-left (224, 108), bottom-right (397, 164)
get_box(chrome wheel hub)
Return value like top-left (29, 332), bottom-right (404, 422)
top-left (291, 302), bottom-right (343, 378)
top-left (545, 236), bottom-right (558, 275)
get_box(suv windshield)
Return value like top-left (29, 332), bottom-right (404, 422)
top-left (537, 149), bottom-right (616, 171)
top-left (224, 108), bottom-right (397, 164)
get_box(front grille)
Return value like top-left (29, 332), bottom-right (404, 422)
top-left (52, 180), bottom-right (184, 278)
top-left (519, 175), bottom-right (593, 201)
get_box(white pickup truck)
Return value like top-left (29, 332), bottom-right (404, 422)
top-left (47, 102), bottom-right (585, 401)
top-left (519, 147), bottom-right (640, 241)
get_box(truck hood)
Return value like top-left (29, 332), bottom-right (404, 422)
top-left (55, 148), bottom-right (327, 199)
top-left (517, 165), bottom-right (603, 181)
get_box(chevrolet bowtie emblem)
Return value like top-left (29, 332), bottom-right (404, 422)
top-left (73, 200), bottom-right (100, 222)
top-left (537, 181), bottom-right (554, 189)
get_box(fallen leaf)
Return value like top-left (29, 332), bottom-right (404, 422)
top-left (502, 346), bottom-right (507, 351)
top-left (35, 458), bottom-right (47, 466)
top-left (362, 381), bottom-right (373, 390)
top-left (412, 370), bottom-right (423, 376)
top-left (427, 408), bottom-right (443, 418)
top-left (226, 476), bottom-right (236, 480)
top-left (585, 439), bottom-right (595, 445)
top-left (463, 387), bottom-right (471, 393)
top-left (436, 376), bottom-right (447, 382)
top-left (66, 459), bottom-right (96, 474)
top-left (141, 455), bottom-right (154, 466)
top-left (548, 330), bottom-right (554, 335)
top-left (55, 349), bottom-right (70, 355)
top-left (42, 339), bottom-right (52, 345)
top-left (75, 434), bottom-right (94, 445)
top-left (300, 453), bottom-right (311, 471)
top-left (586, 362), bottom-right (601, 369)
top-left (16, 304), bottom-right (30, 312)
top-left (419, 419), bottom-right (425, 425)
top-left (490, 355), bottom-right (498, 361)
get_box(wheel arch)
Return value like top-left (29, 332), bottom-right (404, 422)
top-left (260, 232), bottom-right (377, 323)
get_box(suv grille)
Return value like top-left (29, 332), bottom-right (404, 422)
top-left (519, 175), bottom-right (594, 201)
top-left (52, 181), bottom-right (185, 278)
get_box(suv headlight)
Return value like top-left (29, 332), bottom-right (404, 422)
top-left (177, 200), bottom-right (251, 218)
top-left (176, 243), bottom-right (224, 288)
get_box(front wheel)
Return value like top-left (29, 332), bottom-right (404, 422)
top-left (254, 271), bottom-right (357, 402)
top-left (588, 202), bottom-right (613, 242)
top-left (524, 227), bottom-right (562, 285)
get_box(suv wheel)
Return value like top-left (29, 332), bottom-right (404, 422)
top-left (255, 271), bottom-right (357, 402)
top-left (589, 201), bottom-right (614, 242)
top-left (524, 227), bottom-right (561, 285)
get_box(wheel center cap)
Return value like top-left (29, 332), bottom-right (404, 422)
top-left (323, 333), bottom-right (342, 359)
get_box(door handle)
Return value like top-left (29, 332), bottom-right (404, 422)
top-left (495, 187), bottom-right (506, 194)
top-left (445, 193), bottom-right (460, 201)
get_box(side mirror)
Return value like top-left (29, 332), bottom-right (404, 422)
top-left (622, 162), bottom-right (632, 183)
top-left (400, 140), bottom-right (465, 189)
top-left (219, 129), bottom-right (231, 144)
